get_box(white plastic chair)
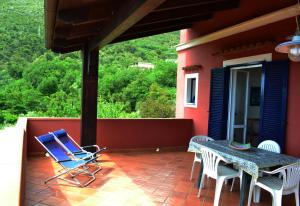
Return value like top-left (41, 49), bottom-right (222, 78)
top-left (258, 140), bottom-right (281, 153)
top-left (190, 135), bottom-right (214, 181)
top-left (252, 140), bottom-right (281, 202)
top-left (248, 163), bottom-right (300, 206)
top-left (198, 147), bottom-right (240, 206)
top-left (232, 140), bottom-right (281, 194)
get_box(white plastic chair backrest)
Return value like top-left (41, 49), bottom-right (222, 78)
top-left (258, 140), bottom-right (281, 153)
top-left (193, 136), bottom-right (214, 159)
top-left (193, 135), bottom-right (214, 143)
top-left (273, 163), bottom-right (300, 191)
top-left (200, 147), bottom-right (225, 179)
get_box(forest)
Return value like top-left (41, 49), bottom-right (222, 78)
top-left (0, 0), bottom-right (179, 128)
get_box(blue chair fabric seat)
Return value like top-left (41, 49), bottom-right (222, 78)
top-left (35, 130), bottom-right (106, 187)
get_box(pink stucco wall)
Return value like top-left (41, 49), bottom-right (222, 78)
top-left (176, 17), bottom-right (300, 156)
top-left (27, 118), bottom-right (193, 153)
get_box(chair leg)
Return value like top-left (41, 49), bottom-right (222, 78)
top-left (197, 172), bottom-right (206, 198)
top-left (190, 161), bottom-right (195, 181)
top-left (247, 178), bottom-right (255, 206)
top-left (230, 178), bottom-right (235, 192)
top-left (272, 191), bottom-right (282, 206)
top-left (239, 171), bottom-right (243, 191)
top-left (295, 186), bottom-right (299, 206)
top-left (214, 177), bottom-right (225, 206)
top-left (253, 186), bottom-right (261, 203)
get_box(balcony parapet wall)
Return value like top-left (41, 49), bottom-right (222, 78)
top-left (0, 118), bottom-right (27, 206)
top-left (27, 118), bottom-right (194, 154)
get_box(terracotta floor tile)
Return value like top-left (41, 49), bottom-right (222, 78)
top-left (40, 196), bottom-right (67, 205)
top-left (150, 194), bottom-right (168, 203)
top-left (25, 152), bottom-right (294, 206)
top-left (25, 199), bottom-right (39, 206)
top-left (33, 203), bottom-right (50, 206)
top-left (165, 196), bottom-right (185, 206)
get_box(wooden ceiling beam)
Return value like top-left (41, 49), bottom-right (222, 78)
top-left (113, 24), bottom-right (191, 43)
top-left (56, 13), bottom-right (212, 40)
top-left (88, 0), bottom-right (167, 50)
top-left (52, 45), bottom-right (83, 53)
top-left (122, 23), bottom-right (190, 36)
top-left (53, 37), bottom-right (89, 47)
top-left (134, 13), bottom-right (212, 27)
top-left (154, 0), bottom-right (233, 12)
top-left (58, 6), bottom-right (113, 24)
top-left (55, 20), bottom-right (104, 38)
top-left (136, 0), bottom-right (239, 25)
top-left (126, 14), bottom-right (213, 33)
top-left (45, 0), bottom-right (58, 49)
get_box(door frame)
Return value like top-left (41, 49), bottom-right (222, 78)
top-left (223, 54), bottom-right (272, 142)
top-left (227, 65), bottom-right (261, 142)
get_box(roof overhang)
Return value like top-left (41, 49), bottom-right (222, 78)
top-left (44, 0), bottom-right (240, 53)
top-left (176, 4), bottom-right (300, 52)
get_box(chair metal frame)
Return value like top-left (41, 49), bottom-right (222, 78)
top-left (50, 129), bottom-right (106, 160)
top-left (35, 133), bottom-right (104, 187)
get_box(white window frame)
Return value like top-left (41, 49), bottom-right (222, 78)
top-left (184, 73), bottom-right (198, 108)
top-left (223, 53), bottom-right (272, 67)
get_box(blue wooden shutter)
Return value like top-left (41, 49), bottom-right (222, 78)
top-left (259, 60), bottom-right (289, 151)
top-left (208, 67), bottom-right (230, 140)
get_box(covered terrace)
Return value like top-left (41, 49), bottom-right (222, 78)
top-left (2, 0), bottom-right (300, 206)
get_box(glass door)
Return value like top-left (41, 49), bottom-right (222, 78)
top-left (228, 70), bottom-right (249, 143)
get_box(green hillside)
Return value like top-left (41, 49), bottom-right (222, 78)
top-left (0, 0), bottom-right (179, 127)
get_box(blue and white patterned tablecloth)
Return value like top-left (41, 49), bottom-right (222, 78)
top-left (188, 139), bottom-right (300, 179)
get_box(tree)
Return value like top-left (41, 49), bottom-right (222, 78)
top-left (38, 76), bottom-right (58, 95)
top-left (121, 74), bottom-right (152, 111)
top-left (44, 91), bottom-right (80, 117)
top-left (149, 61), bottom-right (177, 87)
top-left (138, 83), bottom-right (175, 118)
top-left (97, 97), bottom-right (139, 118)
top-left (0, 0), bottom-right (179, 127)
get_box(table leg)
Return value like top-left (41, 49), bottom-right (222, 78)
top-left (197, 159), bottom-right (203, 188)
top-left (240, 171), bottom-right (250, 206)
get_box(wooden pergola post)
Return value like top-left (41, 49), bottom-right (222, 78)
top-left (80, 45), bottom-right (99, 147)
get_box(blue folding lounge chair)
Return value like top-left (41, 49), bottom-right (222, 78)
top-left (50, 129), bottom-right (106, 160)
top-left (35, 133), bottom-right (102, 187)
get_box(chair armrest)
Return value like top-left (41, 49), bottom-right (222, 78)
top-left (93, 147), bottom-right (107, 156)
top-left (81, 145), bottom-right (100, 151)
top-left (81, 146), bottom-right (107, 154)
top-left (219, 156), bottom-right (231, 164)
top-left (259, 167), bottom-right (284, 176)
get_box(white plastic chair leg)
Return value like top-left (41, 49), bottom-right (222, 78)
top-left (214, 177), bottom-right (225, 206)
top-left (295, 186), bottom-right (299, 206)
top-left (247, 179), bottom-right (255, 206)
top-left (197, 172), bottom-right (206, 198)
top-left (253, 186), bottom-right (261, 203)
top-left (272, 191), bottom-right (282, 206)
top-left (230, 178), bottom-right (235, 191)
top-left (231, 171), bottom-right (243, 192)
top-left (190, 161), bottom-right (195, 181)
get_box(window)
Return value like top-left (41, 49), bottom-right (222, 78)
top-left (184, 73), bottom-right (198, 108)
